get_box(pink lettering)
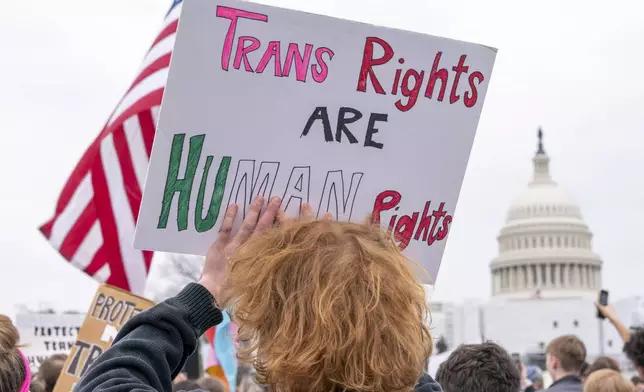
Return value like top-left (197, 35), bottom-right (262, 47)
top-left (216, 6), bottom-right (268, 71)
top-left (216, 6), bottom-right (334, 84)
top-left (256, 41), bottom-right (283, 76)
top-left (283, 43), bottom-right (313, 82)
top-left (311, 47), bottom-right (334, 83)
top-left (233, 36), bottom-right (261, 71)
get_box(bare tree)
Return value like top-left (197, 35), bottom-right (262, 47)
top-left (145, 252), bottom-right (205, 302)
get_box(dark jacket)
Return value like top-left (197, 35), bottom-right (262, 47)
top-left (76, 283), bottom-right (443, 392)
top-left (547, 375), bottom-right (583, 392)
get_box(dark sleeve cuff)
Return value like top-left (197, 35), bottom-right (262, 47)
top-left (172, 283), bottom-right (223, 335)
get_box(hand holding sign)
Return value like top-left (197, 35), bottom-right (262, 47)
top-left (134, 0), bottom-right (497, 286)
top-left (199, 196), bottom-right (282, 303)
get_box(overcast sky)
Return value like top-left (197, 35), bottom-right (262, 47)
top-left (1, 0), bottom-right (643, 317)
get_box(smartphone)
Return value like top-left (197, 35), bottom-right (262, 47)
top-left (597, 290), bottom-right (609, 319)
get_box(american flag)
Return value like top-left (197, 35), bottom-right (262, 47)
top-left (39, 0), bottom-right (183, 294)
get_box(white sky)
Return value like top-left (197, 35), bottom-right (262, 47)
top-left (1, 0), bottom-right (643, 317)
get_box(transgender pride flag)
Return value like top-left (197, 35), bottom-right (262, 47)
top-left (204, 313), bottom-right (239, 391)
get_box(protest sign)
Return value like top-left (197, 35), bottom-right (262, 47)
top-left (134, 0), bottom-right (497, 283)
top-left (53, 284), bottom-right (155, 392)
top-left (15, 313), bottom-right (85, 371)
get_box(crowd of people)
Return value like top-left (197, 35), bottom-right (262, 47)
top-left (171, 365), bottom-right (264, 392)
top-left (1, 197), bottom-right (643, 392)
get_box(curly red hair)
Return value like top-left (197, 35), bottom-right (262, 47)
top-left (223, 220), bottom-right (432, 392)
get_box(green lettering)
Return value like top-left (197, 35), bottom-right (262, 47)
top-left (195, 156), bottom-right (232, 232)
top-left (157, 134), bottom-right (205, 231)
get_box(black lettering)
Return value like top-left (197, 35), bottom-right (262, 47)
top-left (98, 295), bottom-right (115, 321)
top-left (91, 293), bottom-right (106, 318)
top-left (301, 107), bottom-right (333, 142)
top-left (335, 107), bottom-right (361, 144)
top-left (364, 113), bottom-right (387, 149)
top-left (80, 345), bottom-right (104, 378)
top-left (121, 301), bottom-right (136, 325)
top-left (44, 341), bottom-right (51, 351)
top-left (109, 301), bottom-right (124, 323)
top-left (53, 326), bottom-right (60, 336)
top-left (67, 341), bottom-right (91, 376)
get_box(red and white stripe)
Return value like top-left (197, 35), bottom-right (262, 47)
top-left (40, 3), bottom-right (182, 294)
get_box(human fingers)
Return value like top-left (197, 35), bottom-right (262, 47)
top-left (322, 211), bottom-right (333, 220)
top-left (301, 202), bottom-right (313, 221)
top-left (212, 204), bottom-right (238, 249)
top-left (230, 196), bottom-right (265, 248)
top-left (253, 196), bottom-right (281, 236)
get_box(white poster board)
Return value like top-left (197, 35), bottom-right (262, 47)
top-left (135, 0), bottom-right (497, 283)
top-left (15, 313), bottom-right (85, 371)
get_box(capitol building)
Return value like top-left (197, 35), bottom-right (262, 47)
top-left (428, 130), bottom-right (644, 374)
top-left (490, 130), bottom-right (602, 299)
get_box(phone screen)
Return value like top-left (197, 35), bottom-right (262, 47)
top-left (597, 290), bottom-right (609, 319)
top-left (599, 291), bottom-right (608, 305)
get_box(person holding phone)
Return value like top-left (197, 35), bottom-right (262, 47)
top-left (595, 298), bottom-right (644, 381)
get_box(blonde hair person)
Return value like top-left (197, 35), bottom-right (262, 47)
top-left (584, 369), bottom-right (635, 392)
top-left (223, 203), bottom-right (433, 392)
top-left (73, 196), bottom-right (441, 392)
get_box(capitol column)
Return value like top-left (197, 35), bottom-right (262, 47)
top-left (554, 264), bottom-right (560, 288)
top-left (509, 267), bottom-right (516, 291)
top-left (526, 265), bottom-right (533, 289)
top-left (545, 264), bottom-right (552, 288)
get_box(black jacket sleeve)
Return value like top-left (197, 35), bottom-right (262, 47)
top-left (75, 283), bottom-right (223, 392)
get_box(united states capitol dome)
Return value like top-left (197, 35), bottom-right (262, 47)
top-left (490, 129), bottom-right (602, 299)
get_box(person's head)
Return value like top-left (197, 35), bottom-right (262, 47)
top-left (546, 335), bottom-right (586, 380)
top-left (584, 369), bottom-right (635, 392)
top-left (172, 379), bottom-right (201, 392)
top-left (631, 376), bottom-right (644, 392)
top-left (29, 378), bottom-right (46, 392)
top-left (586, 356), bottom-right (620, 377)
top-left (36, 353), bottom-right (67, 392)
top-left (197, 376), bottom-right (226, 392)
top-left (223, 220), bottom-right (432, 392)
top-left (0, 315), bottom-right (30, 392)
top-left (624, 328), bottom-right (644, 379)
top-left (435, 342), bottom-right (520, 392)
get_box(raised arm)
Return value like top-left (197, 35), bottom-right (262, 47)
top-left (75, 283), bottom-right (222, 392)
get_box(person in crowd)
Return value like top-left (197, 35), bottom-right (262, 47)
top-left (583, 369), bottom-right (635, 392)
top-left (579, 362), bottom-right (589, 382)
top-left (237, 365), bottom-right (265, 392)
top-left (596, 302), bottom-right (644, 380)
top-left (34, 353), bottom-right (67, 392)
top-left (0, 314), bottom-right (31, 392)
top-left (585, 356), bottom-right (620, 377)
top-left (631, 376), bottom-right (644, 392)
top-left (196, 377), bottom-right (225, 392)
top-left (74, 197), bottom-right (442, 392)
top-left (29, 379), bottom-right (45, 392)
top-left (545, 335), bottom-right (586, 392)
top-left (173, 380), bottom-right (201, 392)
top-left (435, 342), bottom-right (520, 392)
top-left (525, 365), bottom-right (545, 391)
